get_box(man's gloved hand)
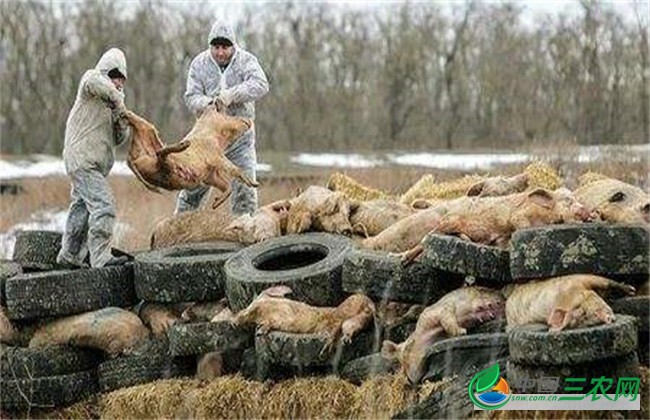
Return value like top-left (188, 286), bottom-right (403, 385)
top-left (111, 100), bottom-right (128, 119)
top-left (214, 89), bottom-right (234, 110)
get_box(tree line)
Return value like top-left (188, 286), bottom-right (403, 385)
top-left (1, 0), bottom-right (647, 155)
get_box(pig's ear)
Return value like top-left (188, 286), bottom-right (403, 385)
top-left (466, 180), bottom-right (486, 196)
top-left (608, 191), bottom-right (626, 203)
top-left (548, 308), bottom-right (571, 331)
top-left (527, 188), bottom-right (554, 209)
top-left (381, 340), bottom-right (399, 360)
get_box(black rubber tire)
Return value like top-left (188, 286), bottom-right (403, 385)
top-left (97, 339), bottom-right (195, 393)
top-left (12, 230), bottom-right (62, 271)
top-left (0, 260), bottom-right (22, 305)
top-left (421, 333), bottom-right (509, 383)
top-left (0, 370), bottom-right (98, 413)
top-left (167, 321), bottom-right (254, 357)
top-left (254, 327), bottom-right (378, 372)
top-left (510, 224), bottom-right (650, 284)
top-left (611, 296), bottom-right (650, 366)
top-left (340, 353), bottom-right (398, 385)
top-left (4, 264), bottom-right (136, 321)
top-left (420, 234), bottom-right (512, 287)
top-left (225, 233), bottom-right (352, 312)
top-left (134, 241), bottom-right (242, 303)
top-left (506, 353), bottom-right (640, 394)
top-left (0, 345), bottom-right (103, 379)
top-left (508, 315), bottom-right (638, 365)
top-left (342, 248), bottom-right (464, 304)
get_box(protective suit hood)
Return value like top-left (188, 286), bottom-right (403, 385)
top-left (95, 48), bottom-right (128, 79)
top-left (208, 21), bottom-right (237, 47)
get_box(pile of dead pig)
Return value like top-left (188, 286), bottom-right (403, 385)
top-left (0, 163), bottom-right (648, 418)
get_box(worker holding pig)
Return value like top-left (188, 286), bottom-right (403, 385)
top-left (176, 20), bottom-right (269, 216)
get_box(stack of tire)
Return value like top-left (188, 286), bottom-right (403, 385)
top-left (223, 233), bottom-right (378, 380)
top-left (134, 241), bottom-right (248, 381)
top-left (507, 224), bottom-right (649, 389)
top-left (1, 230), bottom-right (137, 413)
top-left (343, 233), bottom-right (515, 384)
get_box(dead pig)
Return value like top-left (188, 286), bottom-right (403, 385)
top-left (381, 287), bottom-right (505, 384)
top-left (196, 351), bottom-right (225, 381)
top-left (350, 199), bottom-right (415, 237)
top-left (286, 186), bottom-right (353, 235)
top-left (232, 286), bottom-right (375, 354)
top-left (574, 176), bottom-right (650, 224)
top-left (150, 207), bottom-right (235, 249)
top-left (138, 302), bottom-right (188, 338)
top-left (402, 187), bottom-right (594, 264)
top-left (360, 206), bottom-right (446, 253)
top-left (505, 274), bottom-right (635, 331)
top-left (126, 105), bottom-right (258, 209)
top-left (225, 200), bottom-right (291, 244)
top-left (180, 298), bottom-right (234, 323)
top-left (0, 306), bottom-right (18, 344)
top-left (466, 173), bottom-right (529, 197)
top-left (29, 307), bottom-right (150, 356)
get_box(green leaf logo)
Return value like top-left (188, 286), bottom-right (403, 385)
top-left (475, 363), bottom-right (500, 393)
top-left (468, 363), bottom-right (510, 411)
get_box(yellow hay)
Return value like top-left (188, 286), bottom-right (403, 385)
top-left (577, 171), bottom-right (610, 188)
top-left (28, 364), bottom-right (648, 420)
top-left (326, 172), bottom-right (389, 202)
top-left (523, 161), bottom-right (562, 191)
top-left (352, 373), bottom-right (418, 419)
top-left (399, 174), bottom-right (437, 205)
top-left (261, 375), bottom-right (357, 419)
top-left (101, 378), bottom-right (201, 419)
top-left (403, 174), bottom-right (486, 202)
top-left (192, 374), bottom-right (267, 419)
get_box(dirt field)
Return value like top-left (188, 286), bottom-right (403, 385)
top-left (1, 157), bottom-right (647, 253)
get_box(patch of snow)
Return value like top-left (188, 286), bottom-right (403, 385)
top-left (0, 157), bottom-right (273, 179)
top-left (386, 153), bottom-right (530, 170)
top-left (291, 153), bottom-right (383, 168)
top-left (257, 162), bottom-right (272, 172)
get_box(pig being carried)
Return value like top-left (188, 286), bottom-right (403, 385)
top-left (504, 274), bottom-right (635, 331)
top-left (232, 286), bottom-right (376, 355)
top-left (381, 287), bottom-right (505, 384)
top-left (125, 104), bottom-right (258, 209)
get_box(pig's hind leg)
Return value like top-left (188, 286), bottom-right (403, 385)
top-left (399, 244), bottom-right (424, 266)
top-left (582, 276), bottom-right (635, 297)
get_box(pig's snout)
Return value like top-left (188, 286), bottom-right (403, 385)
top-left (573, 204), bottom-right (594, 222)
top-left (341, 227), bottom-right (353, 236)
top-left (642, 203), bottom-right (650, 223)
